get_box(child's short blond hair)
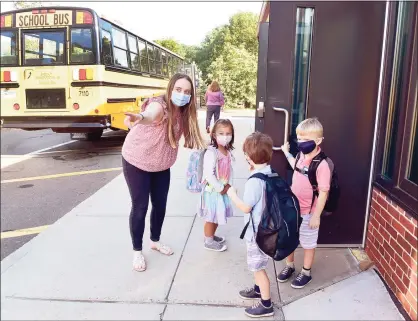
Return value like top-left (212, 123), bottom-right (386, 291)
top-left (296, 117), bottom-right (323, 138)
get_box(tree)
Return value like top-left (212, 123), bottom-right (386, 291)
top-left (226, 12), bottom-right (258, 56)
top-left (194, 25), bottom-right (229, 80)
top-left (193, 12), bottom-right (259, 108)
top-left (154, 38), bottom-right (186, 57)
top-left (13, 1), bottom-right (58, 9)
top-left (207, 44), bottom-right (257, 108)
top-left (13, 1), bottom-right (43, 9)
top-left (183, 45), bottom-right (198, 64)
top-left (154, 38), bottom-right (197, 64)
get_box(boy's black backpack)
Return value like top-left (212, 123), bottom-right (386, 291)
top-left (240, 170), bottom-right (302, 261)
top-left (294, 151), bottom-right (340, 216)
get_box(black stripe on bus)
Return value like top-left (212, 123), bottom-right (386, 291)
top-left (0, 83), bottom-right (19, 88)
top-left (71, 81), bottom-right (166, 90)
top-left (104, 66), bottom-right (167, 80)
top-left (107, 98), bottom-right (136, 103)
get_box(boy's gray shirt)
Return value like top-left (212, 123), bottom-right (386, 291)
top-left (242, 165), bottom-right (272, 241)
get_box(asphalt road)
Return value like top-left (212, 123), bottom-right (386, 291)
top-left (1, 129), bottom-right (126, 260)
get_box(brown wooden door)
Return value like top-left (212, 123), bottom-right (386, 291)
top-left (261, 2), bottom-right (386, 245)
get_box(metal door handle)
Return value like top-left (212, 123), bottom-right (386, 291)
top-left (272, 107), bottom-right (289, 151)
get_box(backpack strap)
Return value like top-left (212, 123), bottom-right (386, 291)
top-left (293, 152), bottom-right (307, 175)
top-left (239, 171), bottom-right (280, 239)
top-left (212, 148), bottom-right (219, 179)
top-left (240, 212), bottom-right (257, 239)
top-left (239, 172), bottom-right (269, 240)
top-left (307, 151), bottom-right (327, 211)
top-left (201, 148), bottom-right (219, 186)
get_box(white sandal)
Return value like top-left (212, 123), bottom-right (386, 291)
top-left (133, 251), bottom-right (146, 272)
top-left (151, 242), bottom-right (174, 256)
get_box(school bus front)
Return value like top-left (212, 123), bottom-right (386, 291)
top-left (1, 9), bottom-right (109, 136)
top-left (0, 7), bottom-right (180, 139)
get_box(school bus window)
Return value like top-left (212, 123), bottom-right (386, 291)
top-left (138, 39), bottom-right (149, 73)
top-left (178, 58), bottom-right (184, 73)
top-left (155, 47), bottom-right (162, 75)
top-left (101, 29), bottom-right (113, 65)
top-left (70, 28), bottom-right (95, 64)
top-left (1, 30), bottom-right (18, 66)
top-left (112, 27), bottom-right (128, 68)
top-left (171, 57), bottom-right (178, 74)
top-left (23, 31), bottom-right (65, 66)
top-left (167, 55), bottom-right (172, 76)
top-left (128, 34), bottom-right (140, 71)
top-left (148, 44), bottom-right (156, 74)
top-left (162, 51), bottom-right (169, 77)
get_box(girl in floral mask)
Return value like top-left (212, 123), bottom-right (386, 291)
top-left (198, 119), bottom-right (235, 252)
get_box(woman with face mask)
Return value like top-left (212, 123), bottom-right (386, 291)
top-left (122, 73), bottom-right (204, 272)
top-left (205, 81), bottom-right (225, 134)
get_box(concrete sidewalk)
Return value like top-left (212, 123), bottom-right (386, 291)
top-left (197, 107), bottom-right (255, 118)
top-left (1, 119), bottom-right (405, 320)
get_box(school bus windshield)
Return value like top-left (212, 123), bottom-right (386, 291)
top-left (0, 9), bottom-right (96, 66)
top-left (23, 30), bottom-right (65, 66)
top-left (20, 28), bottom-right (96, 66)
top-left (1, 30), bottom-right (18, 65)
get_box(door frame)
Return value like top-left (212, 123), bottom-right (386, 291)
top-left (259, 1), bottom-right (388, 246)
top-left (361, 1), bottom-right (390, 248)
top-left (255, 22), bottom-right (269, 132)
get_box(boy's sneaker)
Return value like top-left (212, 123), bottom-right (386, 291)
top-left (277, 265), bottom-right (295, 283)
top-left (239, 287), bottom-right (261, 300)
top-left (244, 301), bottom-right (274, 318)
top-left (291, 272), bottom-right (312, 289)
top-left (213, 235), bottom-right (225, 244)
top-left (204, 240), bottom-right (227, 252)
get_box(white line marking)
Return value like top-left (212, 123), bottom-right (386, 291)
top-left (1, 129), bottom-right (115, 169)
top-left (1, 140), bottom-right (76, 169)
top-left (27, 140), bottom-right (77, 156)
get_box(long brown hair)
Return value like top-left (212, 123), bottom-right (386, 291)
top-left (209, 80), bottom-right (220, 92)
top-left (165, 73), bottom-right (204, 149)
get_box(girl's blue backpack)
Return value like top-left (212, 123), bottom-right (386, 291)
top-left (186, 149), bottom-right (208, 193)
top-left (186, 148), bottom-right (219, 193)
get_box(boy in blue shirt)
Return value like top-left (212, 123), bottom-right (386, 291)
top-left (227, 132), bottom-right (275, 318)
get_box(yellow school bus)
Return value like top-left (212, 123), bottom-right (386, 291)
top-left (0, 7), bottom-right (184, 140)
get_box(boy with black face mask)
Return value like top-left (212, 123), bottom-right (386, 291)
top-left (278, 118), bottom-right (331, 289)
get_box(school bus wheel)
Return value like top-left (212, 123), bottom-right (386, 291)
top-left (86, 129), bottom-right (103, 141)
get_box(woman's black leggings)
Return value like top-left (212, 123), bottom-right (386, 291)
top-left (122, 157), bottom-right (170, 251)
top-left (206, 105), bottom-right (221, 128)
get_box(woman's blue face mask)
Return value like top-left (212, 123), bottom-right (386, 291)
top-left (171, 91), bottom-right (191, 107)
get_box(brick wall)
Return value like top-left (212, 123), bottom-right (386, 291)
top-left (365, 187), bottom-right (418, 321)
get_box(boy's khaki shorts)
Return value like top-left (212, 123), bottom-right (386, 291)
top-left (299, 214), bottom-right (319, 249)
top-left (246, 239), bottom-right (269, 272)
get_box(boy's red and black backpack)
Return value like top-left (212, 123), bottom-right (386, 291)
top-left (294, 151), bottom-right (340, 215)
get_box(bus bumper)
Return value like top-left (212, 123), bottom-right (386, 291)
top-left (0, 116), bottom-right (111, 133)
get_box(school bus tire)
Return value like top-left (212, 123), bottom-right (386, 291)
top-left (86, 129), bottom-right (103, 141)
